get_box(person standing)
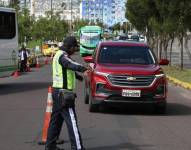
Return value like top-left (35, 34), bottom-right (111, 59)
top-left (45, 36), bottom-right (90, 150)
top-left (18, 45), bottom-right (29, 72)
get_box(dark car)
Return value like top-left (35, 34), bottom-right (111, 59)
top-left (83, 41), bottom-right (169, 113)
top-left (128, 35), bottom-right (139, 41)
top-left (118, 35), bottom-right (128, 40)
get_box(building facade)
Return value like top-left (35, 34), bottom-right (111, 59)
top-left (18, 0), bottom-right (81, 21)
top-left (81, 0), bottom-right (127, 27)
top-left (0, 0), bottom-right (9, 5)
top-left (4, 0), bottom-right (127, 27)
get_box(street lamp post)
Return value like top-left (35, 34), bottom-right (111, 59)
top-left (86, 0), bottom-right (89, 24)
top-left (50, 0), bottom-right (53, 18)
top-left (70, 0), bottom-right (73, 35)
top-left (50, 0), bottom-right (53, 11)
top-left (102, 0), bottom-right (104, 24)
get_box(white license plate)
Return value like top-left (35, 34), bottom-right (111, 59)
top-left (122, 89), bottom-right (141, 97)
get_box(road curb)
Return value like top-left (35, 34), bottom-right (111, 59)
top-left (167, 75), bottom-right (191, 90)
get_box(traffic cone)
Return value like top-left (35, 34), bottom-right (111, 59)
top-left (38, 86), bottom-right (53, 145)
top-left (12, 70), bottom-right (20, 77)
top-left (26, 62), bottom-right (31, 72)
top-left (38, 86), bottom-right (64, 145)
top-left (36, 56), bottom-right (40, 68)
top-left (44, 57), bottom-right (48, 65)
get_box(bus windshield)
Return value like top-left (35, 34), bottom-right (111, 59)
top-left (0, 11), bottom-right (16, 39)
top-left (80, 32), bottom-right (101, 45)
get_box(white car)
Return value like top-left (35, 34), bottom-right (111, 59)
top-left (139, 35), bottom-right (145, 42)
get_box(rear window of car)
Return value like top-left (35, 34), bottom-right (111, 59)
top-left (119, 36), bottom-right (128, 40)
top-left (98, 46), bottom-right (155, 65)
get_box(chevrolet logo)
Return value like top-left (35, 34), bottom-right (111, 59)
top-left (127, 77), bottom-right (136, 81)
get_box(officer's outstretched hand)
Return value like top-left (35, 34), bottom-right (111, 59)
top-left (87, 66), bottom-right (92, 71)
top-left (83, 66), bottom-right (92, 76)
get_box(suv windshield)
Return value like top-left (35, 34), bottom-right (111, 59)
top-left (98, 46), bottom-right (155, 65)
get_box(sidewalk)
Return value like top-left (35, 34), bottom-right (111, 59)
top-left (167, 75), bottom-right (191, 90)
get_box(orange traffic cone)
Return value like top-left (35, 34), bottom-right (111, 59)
top-left (38, 86), bottom-right (53, 145)
top-left (36, 56), bottom-right (40, 68)
top-left (44, 57), bottom-right (48, 65)
top-left (26, 62), bottom-right (31, 72)
top-left (12, 70), bottom-right (21, 77)
top-left (38, 86), bottom-right (64, 145)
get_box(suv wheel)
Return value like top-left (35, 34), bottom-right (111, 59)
top-left (154, 102), bottom-right (167, 114)
top-left (89, 94), bottom-right (98, 112)
top-left (83, 81), bottom-right (89, 104)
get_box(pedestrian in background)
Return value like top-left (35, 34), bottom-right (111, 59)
top-left (45, 36), bottom-right (90, 150)
top-left (18, 45), bottom-right (29, 72)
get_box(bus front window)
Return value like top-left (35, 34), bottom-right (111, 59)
top-left (80, 32), bottom-right (100, 45)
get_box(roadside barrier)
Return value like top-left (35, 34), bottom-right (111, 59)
top-left (38, 86), bottom-right (64, 145)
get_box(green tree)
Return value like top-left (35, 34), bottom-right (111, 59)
top-left (18, 8), bottom-right (34, 44)
top-left (31, 11), bottom-right (69, 42)
top-left (126, 0), bottom-right (157, 46)
top-left (9, 0), bottom-right (20, 12)
top-left (126, 0), bottom-right (191, 69)
top-left (73, 19), bottom-right (89, 33)
top-left (168, 0), bottom-right (191, 70)
top-left (0, 0), bottom-right (6, 6)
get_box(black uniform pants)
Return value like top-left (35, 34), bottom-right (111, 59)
top-left (45, 88), bottom-right (84, 150)
top-left (20, 60), bottom-right (27, 72)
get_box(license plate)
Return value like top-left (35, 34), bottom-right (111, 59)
top-left (122, 89), bottom-right (141, 97)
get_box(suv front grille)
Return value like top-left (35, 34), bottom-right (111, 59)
top-left (108, 74), bottom-right (155, 87)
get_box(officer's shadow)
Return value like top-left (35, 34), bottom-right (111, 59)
top-left (87, 142), bottom-right (154, 150)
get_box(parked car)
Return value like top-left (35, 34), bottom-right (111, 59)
top-left (42, 43), bottom-right (59, 56)
top-left (118, 35), bottom-right (129, 40)
top-left (83, 41), bottom-right (169, 113)
top-left (139, 35), bottom-right (145, 42)
top-left (128, 35), bottom-right (139, 41)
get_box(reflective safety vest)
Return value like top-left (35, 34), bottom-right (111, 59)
top-left (52, 50), bottom-right (76, 90)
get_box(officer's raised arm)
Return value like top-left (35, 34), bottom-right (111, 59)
top-left (59, 53), bottom-right (87, 73)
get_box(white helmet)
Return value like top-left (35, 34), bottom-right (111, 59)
top-left (58, 42), bottom-right (63, 47)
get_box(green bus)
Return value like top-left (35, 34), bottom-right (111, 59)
top-left (78, 26), bottom-right (103, 57)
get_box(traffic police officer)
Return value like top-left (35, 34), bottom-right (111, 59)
top-left (45, 36), bottom-right (89, 150)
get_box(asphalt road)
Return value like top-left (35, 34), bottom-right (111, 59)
top-left (0, 54), bottom-right (191, 150)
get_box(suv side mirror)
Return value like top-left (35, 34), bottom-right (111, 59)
top-left (83, 56), bottom-right (94, 63)
top-left (159, 59), bottom-right (169, 65)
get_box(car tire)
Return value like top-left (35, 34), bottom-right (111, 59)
top-left (99, 104), bottom-right (107, 113)
top-left (154, 102), bottom-right (167, 114)
top-left (83, 81), bottom-right (89, 104)
top-left (89, 93), bottom-right (98, 112)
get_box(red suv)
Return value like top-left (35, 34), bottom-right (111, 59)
top-left (83, 41), bottom-right (169, 113)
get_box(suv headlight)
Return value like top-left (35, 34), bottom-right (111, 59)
top-left (94, 71), bottom-right (109, 77)
top-left (155, 74), bottom-right (165, 78)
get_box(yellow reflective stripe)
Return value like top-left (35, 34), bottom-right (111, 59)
top-left (53, 50), bottom-right (64, 88)
top-left (67, 69), bottom-right (76, 90)
top-left (53, 50), bottom-right (76, 90)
